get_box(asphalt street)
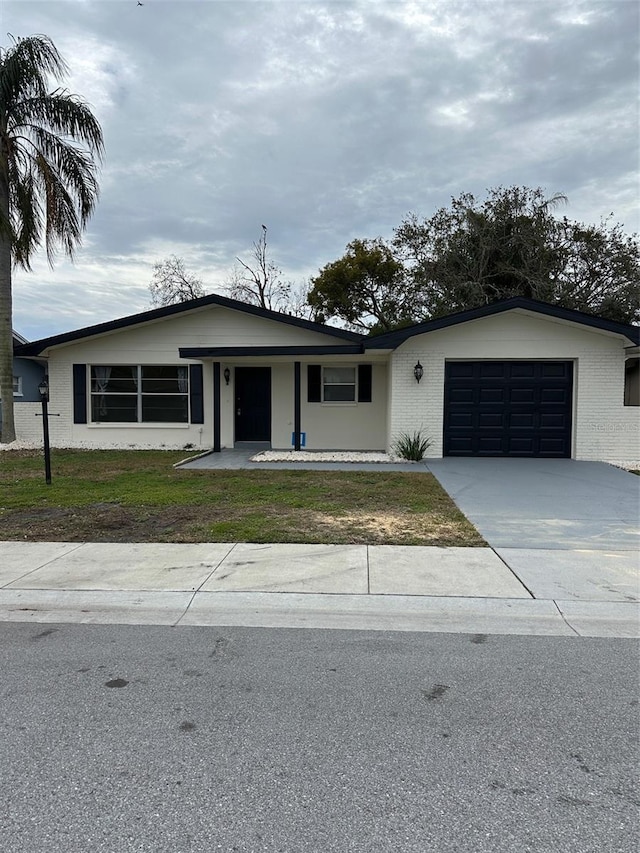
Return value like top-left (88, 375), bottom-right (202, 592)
top-left (0, 622), bottom-right (638, 853)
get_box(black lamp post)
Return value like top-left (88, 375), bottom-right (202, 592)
top-left (38, 375), bottom-right (52, 485)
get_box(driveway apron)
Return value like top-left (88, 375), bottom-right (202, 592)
top-left (426, 458), bottom-right (640, 551)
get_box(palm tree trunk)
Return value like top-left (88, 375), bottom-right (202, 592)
top-left (0, 170), bottom-right (16, 443)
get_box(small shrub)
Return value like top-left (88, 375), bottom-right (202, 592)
top-left (392, 430), bottom-right (432, 461)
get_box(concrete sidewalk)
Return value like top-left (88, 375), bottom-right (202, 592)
top-left (0, 541), bottom-right (637, 638)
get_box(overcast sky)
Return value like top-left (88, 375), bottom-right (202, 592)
top-left (6, 0), bottom-right (639, 340)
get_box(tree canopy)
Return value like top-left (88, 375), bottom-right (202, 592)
top-left (307, 238), bottom-right (417, 334)
top-left (0, 34), bottom-right (103, 442)
top-left (308, 187), bottom-right (639, 333)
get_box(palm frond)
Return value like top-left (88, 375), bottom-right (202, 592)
top-left (0, 34), bottom-right (103, 269)
top-left (0, 34), bottom-right (68, 105)
top-left (11, 92), bottom-right (104, 157)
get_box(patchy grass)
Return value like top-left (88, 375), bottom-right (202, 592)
top-left (0, 449), bottom-right (484, 546)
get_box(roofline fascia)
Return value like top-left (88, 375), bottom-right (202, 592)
top-left (14, 293), bottom-right (363, 356)
top-left (365, 298), bottom-right (640, 349)
top-left (179, 345), bottom-right (364, 358)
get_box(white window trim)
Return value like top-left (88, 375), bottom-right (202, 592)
top-left (13, 376), bottom-right (23, 396)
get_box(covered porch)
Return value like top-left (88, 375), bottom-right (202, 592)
top-left (178, 344), bottom-right (390, 453)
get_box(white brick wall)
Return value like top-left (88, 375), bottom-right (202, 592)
top-left (388, 311), bottom-right (640, 466)
top-left (13, 402), bottom-right (44, 444)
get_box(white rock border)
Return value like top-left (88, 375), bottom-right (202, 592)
top-left (251, 450), bottom-right (414, 463)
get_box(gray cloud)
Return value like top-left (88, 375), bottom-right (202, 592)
top-left (6, 0), bottom-right (638, 340)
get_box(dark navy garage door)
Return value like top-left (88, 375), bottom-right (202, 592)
top-left (444, 361), bottom-right (573, 457)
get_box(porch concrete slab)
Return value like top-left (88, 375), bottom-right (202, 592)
top-left (177, 449), bottom-right (431, 473)
top-left (556, 600), bottom-right (640, 638)
top-left (427, 459), bottom-right (640, 550)
top-left (368, 546), bottom-right (531, 598)
top-left (496, 548), bottom-right (640, 602)
top-left (201, 543), bottom-right (368, 594)
top-left (0, 541), bottom-right (83, 586)
top-left (5, 542), bottom-right (234, 591)
top-left (182, 591), bottom-right (574, 636)
top-left (0, 589), bottom-right (191, 625)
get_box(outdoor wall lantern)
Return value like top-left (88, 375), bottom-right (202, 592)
top-left (37, 375), bottom-right (52, 485)
top-left (223, 367), bottom-right (231, 386)
top-left (413, 361), bottom-right (424, 383)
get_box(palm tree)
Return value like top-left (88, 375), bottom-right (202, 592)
top-left (0, 34), bottom-right (103, 442)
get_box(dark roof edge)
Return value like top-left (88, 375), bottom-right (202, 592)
top-left (180, 345), bottom-right (364, 358)
top-left (365, 298), bottom-right (640, 348)
top-left (14, 292), bottom-right (363, 356)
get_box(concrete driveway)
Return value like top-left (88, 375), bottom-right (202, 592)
top-left (427, 458), bottom-right (639, 550)
top-left (427, 458), bottom-right (639, 607)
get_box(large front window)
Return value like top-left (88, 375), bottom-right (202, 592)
top-left (90, 365), bottom-right (189, 423)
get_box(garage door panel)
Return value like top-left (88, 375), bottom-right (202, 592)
top-left (449, 412), bottom-right (474, 428)
top-left (478, 363), bottom-right (506, 378)
top-left (444, 361), bottom-right (573, 458)
top-left (477, 437), bottom-right (505, 454)
top-left (509, 413), bottom-right (536, 428)
top-left (540, 413), bottom-right (567, 429)
top-left (510, 388), bottom-right (536, 403)
top-left (479, 388), bottom-right (504, 403)
top-left (448, 437), bottom-right (474, 453)
top-left (510, 363), bottom-right (536, 378)
top-left (448, 363), bottom-right (475, 378)
top-left (541, 363), bottom-right (570, 378)
top-left (449, 388), bottom-right (474, 403)
top-left (478, 412), bottom-right (503, 428)
top-left (539, 438), bottom-right (568, 455)
top-left (540, 388), bottom-right (569, 404)
top-left (507, 437), bottom-right (536, 454)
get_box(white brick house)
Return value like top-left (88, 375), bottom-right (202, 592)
top-left (14, 295), bottom-right (640, 466)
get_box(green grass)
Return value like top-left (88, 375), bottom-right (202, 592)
top-left (0, 449), bottom-right (484, 546)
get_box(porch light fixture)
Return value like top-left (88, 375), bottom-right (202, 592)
top-left (223, 367), bottom-right (231, 385)
top-left (38, 375), bottom-right (49, 401)
top-left (413, 361), bottom-right (424, 383)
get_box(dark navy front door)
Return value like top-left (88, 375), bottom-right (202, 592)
top-left (235, 367), bottom-right (271, 442)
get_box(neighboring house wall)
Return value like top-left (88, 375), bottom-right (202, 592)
top-left (388, 311), bottom-right (639, 466)
top-left (12, 357), bottom-right (45, 401)
top-left (0, 356), bottom-right (45, 443)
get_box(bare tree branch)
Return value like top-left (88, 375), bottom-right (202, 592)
top-left (149, 255), bottom-right (205, 307)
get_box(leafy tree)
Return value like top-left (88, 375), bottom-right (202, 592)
top-left (552, 217), bottom-right (640, 324)
top-left (307, 238), bottom-right (417, 333)
top-left (0, 34), bottom-right (103, 442)
top-left (149, 255), bottom-right (205, 307)
top-left (393, 187), bottom-right (639, 323)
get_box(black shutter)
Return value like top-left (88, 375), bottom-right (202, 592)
top-left (307, 365), bottom-right (321, 402)
top-left (189, 364), bottom-right (204, 424)
top-left (358, 364), bottom-right (372, 402)
top-left (73, 364), bottom-right (87, 424)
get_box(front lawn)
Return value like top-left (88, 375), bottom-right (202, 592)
top-left (0, 449), bottom-right (483, 546)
